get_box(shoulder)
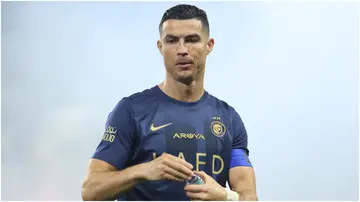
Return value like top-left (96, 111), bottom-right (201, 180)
top-left (207, 92), bottom-right (240, 118)
top-left (111, 86), bottom-right (158, 116)
top-left (206, 92), bottom-right (246, 129)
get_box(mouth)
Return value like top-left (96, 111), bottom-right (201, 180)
top-left (176, 61), bottom-right (193, 65)
top-left (176, 61), bottom-right (193, 69)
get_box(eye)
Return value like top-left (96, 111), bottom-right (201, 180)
top-left (166, 38), bottom-right (177, 43)
top-left (186, 37), bottom-right (200, 43)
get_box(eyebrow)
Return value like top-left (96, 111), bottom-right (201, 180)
top-left (163, 34), bottom-right (178, 40)
top-left (185, 34), bottom-right (201, 39)
top-left (163, 34), bottom-right (201, 40)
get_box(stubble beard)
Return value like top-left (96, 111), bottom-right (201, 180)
top-left (176, 65), bottom-right (205, 86)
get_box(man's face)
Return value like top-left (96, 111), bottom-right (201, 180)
top-left (157, 19), bottom-right (214, 84)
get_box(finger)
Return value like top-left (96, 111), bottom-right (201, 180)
top-left (184, 184), bottom-right (206, 192)
top-left (186, 192), bottom-right (207, 201)
top-left (163, 173), bottom-right (183, 182)
top-left (164, 165), bottom-right (191, 180)
top-left (166, 154), bottom-right (194, 170)
top-left (163, 158), bottom-right (194, 178)
top-left (194, 171), bottom-right (207, 178)
top-left (193, 171), bottom-right (209, 182)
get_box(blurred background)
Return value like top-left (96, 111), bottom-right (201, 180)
top-left (1, 1), bottom-right (359, 201)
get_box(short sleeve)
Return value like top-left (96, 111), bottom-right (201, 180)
top-left (230, 107), bottom-right (249, 155)
top-left (92, 98), bottom-right (136, 170)
top-left (229, 107), bottom-right (252, 168)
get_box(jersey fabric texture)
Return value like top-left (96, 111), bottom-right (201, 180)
top-left (92, 85), bottom-right (251, 201)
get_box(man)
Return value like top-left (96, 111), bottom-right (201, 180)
top-left (81, 4), bottom-right (257, 201)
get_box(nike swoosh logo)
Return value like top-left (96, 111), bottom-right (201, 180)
top-left (150, 123), bottom-right (173, 131)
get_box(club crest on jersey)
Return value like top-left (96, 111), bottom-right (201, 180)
top-left (210, 120), bottom-right (226, 137)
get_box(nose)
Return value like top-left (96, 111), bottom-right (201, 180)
top-left (177, 43), bottom-right (188, 57)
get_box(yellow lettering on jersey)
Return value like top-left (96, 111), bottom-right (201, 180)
top-left (178, 152), bottom-right (185, 160)
top-left (173, 133), bottom-right (205, 139)
top-left (102, 133), bottom-right (115, 142)
top-left (212, 154), bottom-right (224, 174)
top-left (194, 134), bottom-right (205, 139)
top-left (196, 153), bottom-right (206, 171)
top-left (151, 152), bottom-right (224, 175)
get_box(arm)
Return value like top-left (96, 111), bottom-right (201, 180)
top-left (82, 154), bottom-right (194, 201)
top-left (229, 161), bottom-right (258, 201)
top-left (82, 159), bottom-right (146, 201)
top-left (81, 99), bottom-right (138, 201)
top-left (228, 108), bottom-right (258, 201)
top-left (81, 99), bottom-right (194, 200)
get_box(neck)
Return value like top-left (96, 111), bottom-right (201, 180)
top-left (159, 73), bottom-right (205, 103)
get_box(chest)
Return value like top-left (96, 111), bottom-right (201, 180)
top-left (134, 106), bottom-right (233, 167)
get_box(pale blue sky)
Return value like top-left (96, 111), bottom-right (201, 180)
top-left (2, 1), bottom-right (359, 200)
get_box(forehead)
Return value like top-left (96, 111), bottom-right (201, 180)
top-left (161, 19), bottom-right (203, 37)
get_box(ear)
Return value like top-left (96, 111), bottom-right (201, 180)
top-left (157, 40), bottom-right (163, 56)
top-left (206, 38), bottom-right (215, 55)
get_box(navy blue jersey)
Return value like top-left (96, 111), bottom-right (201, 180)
top-left (92, 85), bottom-right (250, 201)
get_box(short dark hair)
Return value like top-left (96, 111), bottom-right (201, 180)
top-left (159, 4), bottom-right (210, 34)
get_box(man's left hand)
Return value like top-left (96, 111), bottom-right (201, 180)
top-left (184, 171), bottom-right (227, 201)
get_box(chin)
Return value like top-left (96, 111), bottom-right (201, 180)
top-left (176, 75), bottom-right (194, 85)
